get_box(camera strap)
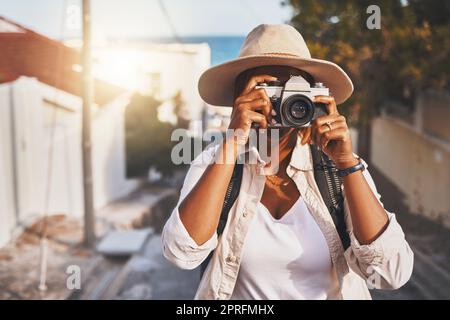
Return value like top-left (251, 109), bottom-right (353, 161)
top-left (199, 145), bottom-right (349, 278)
top-left (200, 161), bottom-right (243, 276)
top-left (309, 144), bottom-right (350, 250)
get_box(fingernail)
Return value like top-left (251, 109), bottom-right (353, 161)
top-left (271, 109), bottom-right (277, 116)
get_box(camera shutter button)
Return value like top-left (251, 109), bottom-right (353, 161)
top-left (314, 82), bottom-right (325, 88)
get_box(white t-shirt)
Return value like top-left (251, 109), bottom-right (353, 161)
top-left (231, 197), bottom-right (340, 300)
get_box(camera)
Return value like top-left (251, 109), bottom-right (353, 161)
top-left (255, 75), bottom-right (329, 128)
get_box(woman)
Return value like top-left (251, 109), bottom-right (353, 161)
top-left (162, 24), bottom-right (413, 300)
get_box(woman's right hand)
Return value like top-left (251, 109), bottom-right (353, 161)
top-left (228, 75), bottom-right (277, 143)
top-left (176, 74), bottom-right (277, 245)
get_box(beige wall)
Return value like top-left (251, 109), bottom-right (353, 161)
top-left (0, 83), bottom-right (17, 246)
top-left (421, 90), bottom-right (450, 142)
top-left (371, 116), bottom-right (450, 227)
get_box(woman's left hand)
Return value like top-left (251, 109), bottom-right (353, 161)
top-left (309, 95), bottom-right (359, 169)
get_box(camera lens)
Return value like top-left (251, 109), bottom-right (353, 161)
top-left (281, 94), bottom-right (315, 127)
top-left (290, 102), bottom-right (308, 119)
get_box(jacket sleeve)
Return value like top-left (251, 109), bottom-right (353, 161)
top-left (343, 159), bottom-right (414, 290)
top-left (161, 144), bottom-right (219, 270)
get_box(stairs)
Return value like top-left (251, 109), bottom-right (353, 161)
top-left (70, 233), bottom-right (200, 300)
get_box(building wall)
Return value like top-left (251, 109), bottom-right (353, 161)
top-left (91, 94), bottom-right (140, 208)
top-left (92, 43), bottom-right (211, 126)
top-left (0, 77), bottom-right (139, 247)
top-left (0, 84), bottom-right (17, 246)
top-left (421, 90), bottom-right (450, 142)
top-left (371, 115), bottom-right (450, 227)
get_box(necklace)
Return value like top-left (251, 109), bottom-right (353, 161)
top-left (266, 174), bottom-right (291, 187)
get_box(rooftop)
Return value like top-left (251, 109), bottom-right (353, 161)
top-left (0, 16), bottom-right (125, 105)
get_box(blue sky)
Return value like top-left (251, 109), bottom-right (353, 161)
top-left (0, 0), bottom-right (293, 39)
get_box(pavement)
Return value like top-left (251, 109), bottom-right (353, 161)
top-left (108, 166), bottom-right (450, 300)
top-left (369, 166), bottom-right (450, 300)
top-left (0, 214), bottom-right (95, 300)
top-left (0, 184), bottom-right (181, 300)
top-left (71, 208), bottom-right (450, 300)
top-left (1, 172), bottom-right (449, 300)
top-left (76, 180), bottom-right (450, 300)
top-left (114, 235), bottom-right (199, 300)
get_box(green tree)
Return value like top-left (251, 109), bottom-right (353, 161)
top-left (125, 93), bottom-right (177, 178)
top-left (286, 0), bottom-right (450, 157)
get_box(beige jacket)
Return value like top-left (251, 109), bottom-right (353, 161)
top-left (162, 138), bottom-right (414, 300)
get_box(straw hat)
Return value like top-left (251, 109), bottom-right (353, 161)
top-left (198, 24), bottom-right (353, 107)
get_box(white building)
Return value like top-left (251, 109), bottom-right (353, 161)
top-left (0, 17), bottom-right (212, 247)
top-left (0, 77), bottom-right (139, 247)
top-left (66, 40), bottom-right (211, 134)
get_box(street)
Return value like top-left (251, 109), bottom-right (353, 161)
top-left (1, 184), bottom-right (449, 300)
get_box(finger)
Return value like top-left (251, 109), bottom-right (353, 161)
top-left (243, 109), bottom-right (268, 129)
top-left (316, 118), bottom-right (346, 135)
top-left (320, 127), bottom-right (349, 149)
top-left (332, 114), bottom-right (347, 125)
top-left (311, 114), bottom-right (340, 144)
top-left (320, 128), bottom-right (349, 150)
top-left (312, 113), bottom-right (340, 128)
top-left (243, 75), bottom-right (278, 95)
top-left (235, 88), bottom-right (266, 103)
top-left (314, 95), bottom-right (338, 115)
top-left (236, 91), bottom-right (272, 123)
top-left (312, 124), bottom-right (326, 146)
top-left (314, 119), bottom-right (347, 146)
top-left (313, 115), bottom-right (347, 139)
top-left (300, 127), bottom-right (312, 145)
top-left (237, 98), bottom-right (270, 112)
top-left (258, 88), bottom-right (272, 122)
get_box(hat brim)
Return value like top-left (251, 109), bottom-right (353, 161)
top-left (198, 54), bottom-right (354, 106)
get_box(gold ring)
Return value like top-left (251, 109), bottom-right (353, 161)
top-left (325, 122), bottom-right (332, 132)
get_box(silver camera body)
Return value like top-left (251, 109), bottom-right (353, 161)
top-left (255, 75), bottom-right (329, 128)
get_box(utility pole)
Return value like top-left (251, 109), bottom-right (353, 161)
top-left (81, 0), bottom-right (95, 247)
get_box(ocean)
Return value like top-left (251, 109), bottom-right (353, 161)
top-left (149, 36), bottom-right (246, 66)
top-left (181, 36), bottom-right (245, 66)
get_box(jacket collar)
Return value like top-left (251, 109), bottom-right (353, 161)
top-left (289, 135), bottom-right (314, 171)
